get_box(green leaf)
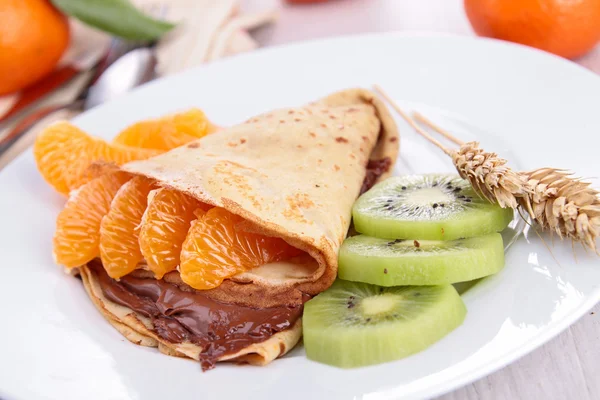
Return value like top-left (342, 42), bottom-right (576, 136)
top-left (52, 0), bottom-right (175, 40)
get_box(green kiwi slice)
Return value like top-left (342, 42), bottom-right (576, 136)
top-left (303, 280), bottom-right (467, 368)
top-left (338, 233), bottom-right (505, 286)
top-left (353, 174), bottom-right (514, 240)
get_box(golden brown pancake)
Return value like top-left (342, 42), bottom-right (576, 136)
top-left (80, 88), bottom-right (399, 369)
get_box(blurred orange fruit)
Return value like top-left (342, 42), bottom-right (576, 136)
top-left (180, 207), bottom-right (303, 290)
top-left (139, 188), bottom-right (212, 279)
top-left (54, 171), bottom-right (131, 268)
top-left (464, 0), bottom-right (600, 59)
top-left (0, 0), bottom-right (70, 95)
top-left (113, 109), bottom-right (213, 150)
top-left (100, 176), bottom-right (155, 279)
top-left (34, 121), bottom-right (160, 195)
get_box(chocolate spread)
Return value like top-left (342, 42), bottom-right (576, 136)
top-left (88, 261), bottom-right (304, 370)
top-left (360, 157), bottom-right (392, 194)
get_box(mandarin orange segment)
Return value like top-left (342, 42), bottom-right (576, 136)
top-left (94, 140), bottom-right (162, 166)
top-left (34, 121), bottom-right (97, 195)
top-left (139, 189), bottom-right (212, 279)
top-left (172, 108), bottom-right (213, 138)
top-left (112, 108), bottom-right (212, 150)
top-left (73, 161), bottom-right (121, 189)
top-left (100, 176), bottom-right (155, 279)
top-left (34, 121), bottom-right (160, 195)
top-left (53, 171), bottom-right (131, 268)
top-left (206, 121), bottom-right (220, 134)
top-left (180, 207), bottom-right (303, 290)
top-left (74, 143), bottom-right (158, 190)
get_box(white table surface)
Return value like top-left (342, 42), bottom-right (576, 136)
top-left (242, 0), bottom-right (600, 398)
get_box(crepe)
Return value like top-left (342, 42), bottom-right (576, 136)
top-left (80, 262), bottom-right (304, 368)
top-left (81, 88), bottom-right (399, 368)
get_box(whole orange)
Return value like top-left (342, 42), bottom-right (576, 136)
top-left (0, 0), bottom-right (70, 95)
top-left (464, 0), bottom-right (600, 59)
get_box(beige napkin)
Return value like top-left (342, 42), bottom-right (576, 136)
top-left (0, 0), bottom-right (276, 169)
top-left (149, 0), bottom-right (277, 74)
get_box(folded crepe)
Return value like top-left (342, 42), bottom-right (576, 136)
top-left (77, 88), bottom-right (399, 370)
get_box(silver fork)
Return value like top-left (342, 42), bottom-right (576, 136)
top-left (0, 4), bottom-right (167, 157)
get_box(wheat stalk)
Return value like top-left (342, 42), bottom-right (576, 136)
top-left (373, 85), bottom-right (600, 254)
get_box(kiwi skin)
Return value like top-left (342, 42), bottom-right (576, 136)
top-left (352, 175), bottom-right (514, 240)
top-left (338, 233), bottom-right (505, 286)
top-left (303, 280), bottom-right (467, 368)
top-left (353, 206), bottom-right (513, 241)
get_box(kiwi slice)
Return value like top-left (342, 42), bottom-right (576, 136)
top-left (353, 174), bottom-right (514, 240)
top-left (303, 280), bottom-right (466, 368)
top-left (338, 233), bottom-right (505, 286)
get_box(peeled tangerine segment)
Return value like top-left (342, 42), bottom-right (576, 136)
top-left (34, 121), bottom-right (159, 195)
top-left (180, 207), bottom-right (303, 290)
top-left (353, 174), bottom-right (514, 240)
top-left (303, 280), bottom-right (467, 368)
top-left (139, 188), bottom-right (212, 279)
top-left (34, 121), bottom-right (96, 195)
top-left (100, 176), bottom-right (154, 279)
top-left (112, 108), bottom-right (212, 150)
top-left (54, 171), bottom-right (131, 268)
top-left (339, 233), bottom-right (505, 286)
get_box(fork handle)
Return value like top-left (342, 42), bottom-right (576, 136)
top-left (0, 101), bottom-right (81, 156)
top-left (0, 65), bottom-right (79, 125)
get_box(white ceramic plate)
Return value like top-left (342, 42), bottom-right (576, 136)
top-left (1, 34), bottom-right (599, 400)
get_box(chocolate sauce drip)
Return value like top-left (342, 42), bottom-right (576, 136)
top-left (360, 157), bottom-right (392, 194)
top-left (89, 262), bottom-right (304, 370)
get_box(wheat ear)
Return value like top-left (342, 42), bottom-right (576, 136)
top-left (373, 85), bottom-right (599, 253)
top-left (373, 85), bottom-right (530, 209)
